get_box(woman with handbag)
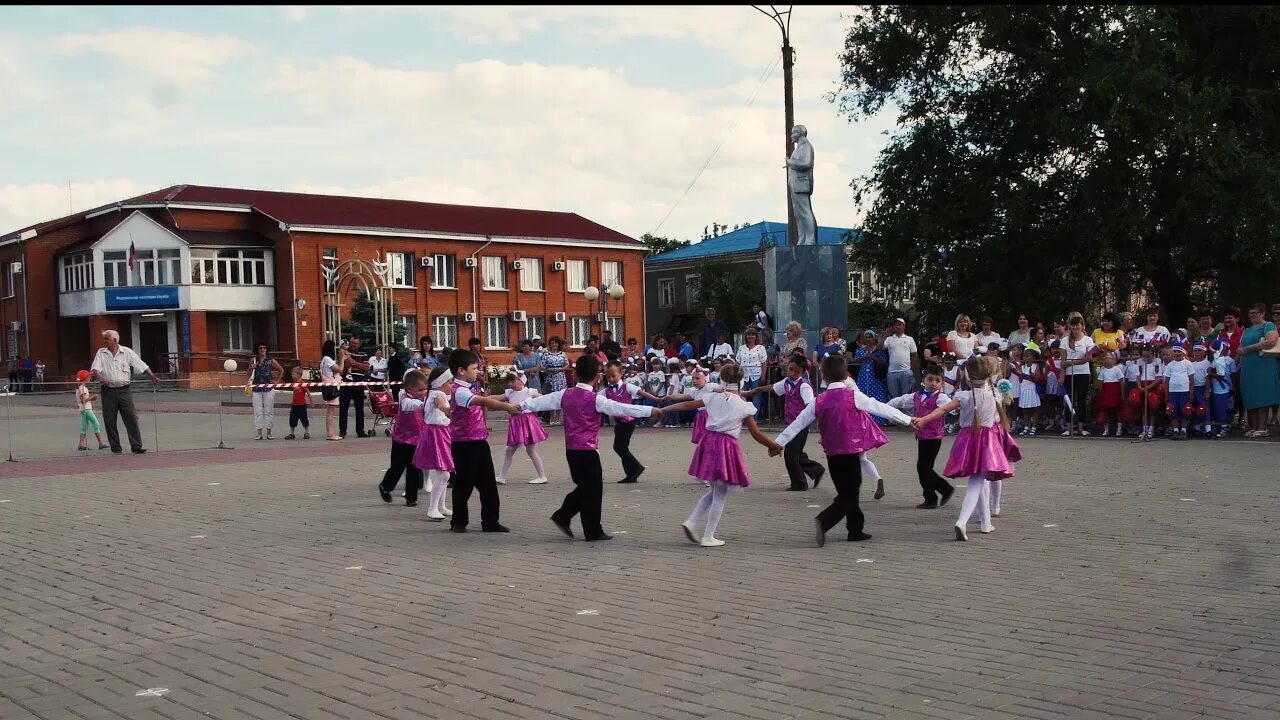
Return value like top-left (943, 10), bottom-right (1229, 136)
top-left (248, 343), bottom-right (285, 440)
top-left (320, 340), bottom-right (344, 441)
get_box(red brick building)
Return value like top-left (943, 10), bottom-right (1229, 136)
top-left (0, 185), bottom-right (646, 386)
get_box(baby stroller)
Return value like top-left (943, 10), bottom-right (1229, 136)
top-left (369, 386), bottom-right (397, 436)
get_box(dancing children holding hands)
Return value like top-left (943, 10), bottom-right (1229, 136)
top-left (743, 354), bottom-right (825, 491)
top-left (773, 355), bottom-right (914, 546)
top-left (379, 369), bottom-right (427, 507)
top-left (664, 362), bottom-right (782, 547)
top-left (886, 363), bottom-right (954, 509)
top-left (411, 366), bottom-right (456, 520)
top-left (602, 360), bottom-right (663, 484)
top-left (444, 350), bottom-right (522, 533)
top-left (517, 355), bottom-right (659, 542)
top-left (498, 368), bottom-right (549, 485)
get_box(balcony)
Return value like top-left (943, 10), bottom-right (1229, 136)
top-left (59, 284), bottom-right (275, 317)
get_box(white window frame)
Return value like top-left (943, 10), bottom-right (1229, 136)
top-left (395, 315), bottom-right (416, 347)
top-left (224, 316), bottom-right (252, 353)
top-left (657, 278), bottom-right (674, 308)
top-left (567, 260), bottom-right (588, 292)
top-left (569, 316), bottom-right (592, 348)
top-left (484, 316), bottom-right (509, 349)
top-left (430, 254), bottom-right (456, 289)
top-left (482, 256), bottom-right (507, 290)
top-left (519, 257), bottom-right (543, 291)
top-left (322, 247), bottom-right (338, 261)
top-left (387, 252), bottom-right (414, 288)
top-left (102, 251), bottom-right (128, 288)
top-left (432, 315), bottom-right (458, 350)
top-left (848, 271), bottom-right (862, 302)
top-left (61, 253), bottom-right (94, 292)
top-left (190, 249), bottom-right (271, 286)
top-left (605, 316), bottom-right (624, 342)
top-left (601, 261), bottom-right (622, 288)
top-left (524, 316), bottom-right (546, 343)
top-left (685, 274), bottom-right (700, 307)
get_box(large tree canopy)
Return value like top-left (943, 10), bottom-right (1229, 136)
top-left (833, 6), bottom-right (1280, 329)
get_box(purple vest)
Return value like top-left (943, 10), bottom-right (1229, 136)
top-left (605, 384), bottom-right (635, 423)
top-left (814, 386), bottom-right (876, 456)
top-left (392, 394), bottom-right (426, 444)
top-left (562, 387), bottom-right (601, 451)
top-left (449, 383), bottom-right (487, 442)
top-left (783, 379), bottom-right (809, 424)
top-left (913, 391), bottom-right (944, 440)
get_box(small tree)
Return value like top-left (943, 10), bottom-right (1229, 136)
top-left (640, 232), bottom-right (691, 256)
top-left (693, 259), bottom-right (765, 333)
top-left (340, 290), bottom-right (407, 348)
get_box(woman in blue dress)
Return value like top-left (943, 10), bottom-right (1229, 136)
top-left (850, 329), bottom-right (891, 425)
top-left (416, 336), bottom-right (441, 370)
top-left (541, 336), bottom-right (570, 426)
top-left (1237, 304), bottom-right (1279, 437)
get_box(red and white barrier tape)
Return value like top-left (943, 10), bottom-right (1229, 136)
top-left (220, 381), bottom-right (404, 390)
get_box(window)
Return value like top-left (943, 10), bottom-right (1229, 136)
top-left (61, 253), bottom-right (94, 292)
top-left (103, 251), bottom-right (128, 288)
top-left (322, 247), bottom-right (338, 261)
top-left (190, 249), bottom-right (270, 286)
top-left (524, 316), bottom-right (546, 343)
top-left (223, 316), bottom-right (252, 353)
top-left (430, 254), bottom-right (456, 288)
top-left (484, 316), bottom-right (509, 349)
top-left (395, 316), bottom-right (416, 347)
top-left (605, 316), bottom-right (624, 342)
top-left (482, 256), bottom-right (506, 290)
top-left (848, 271), bottom-right (863, 301)
top-left (387, 252), bottom-right (414, 288)
top-left (432, 315), bottom-right (458, 350)
top-left (519, 258), bottom-right (543, 291)
top-left (567, 260), bottom-right (588, 292)
top-left (570, 317), bottom-right (592, 348)
top-left (131, 248), bottom-right (182, 286)
top-left (191, 250), bottom-right (216, 284)
top-left (601, 261), bottom-right (622, 288)
top-left (685, 274), bottom-right (700, 307)
top-left (657, 278), bottom-right (674, 308)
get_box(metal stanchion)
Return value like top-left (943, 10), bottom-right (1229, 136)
top-left (5, 389), bottom-right (15, 463)
top-left (152, 384), bottom-right (160, 451)
top-left (217, 373), bottom-right (234, 450)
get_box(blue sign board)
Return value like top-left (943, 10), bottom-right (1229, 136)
top-left (104, 286), bottom-right (180, 312)
top-left (181, 312), bottom-right (191, 357)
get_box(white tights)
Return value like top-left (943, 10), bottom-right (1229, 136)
top-left (860, 455), bottom-right (880, 481)
top-left (956, 475), bottom-right (992, 528)
top-left (988, 479), bottom-right (1002, 511)
top-left (686, 481), bottom-right (730, 541)
top-left (500, 444), bottom-right (546, 480)
top-left (427, 470), bottom-right (451, 515)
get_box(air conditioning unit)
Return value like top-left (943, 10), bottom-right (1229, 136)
top-left (10, 262), bottom-right (22, 274)
top-left (462, 312), bottom-right (477, 323)
top-left (9, 321), bottom-right (23, 332)
top-left (553, 312), bottom-right (567, 323)
top-left (418, 256), bottom-right (434, 268)
top-left (552, 261), bottom-right (566, 272)
top-left (511, 310), bottom-right (527, 322)
top-left (463, 257), bottom-right (478, 268)
top-left (511, 260), bottom-right (523, 271)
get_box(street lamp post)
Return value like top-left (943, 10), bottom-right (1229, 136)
top-left (583, 282), bottom-right (626, 337)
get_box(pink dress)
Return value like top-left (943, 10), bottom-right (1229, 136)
top-left (412, 390), bottom-right (454, 472)
top-left (688, 393), bottom-right (756, 488)
top-left (689, 384), bottom-right (722, 444)
top-left (943, 389), bottom-right (1019, 480)
top-left (504, 388), bottom-right (548, 446)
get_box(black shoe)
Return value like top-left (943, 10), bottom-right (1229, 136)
top-left (550, 515), bottom-right (574, 538)
top-left (809, 466), bottom-right (825, 488)
top-left (814, 518), bottom-right (826, 548)
top-left (617, 477), bottom-right (638, 484)
top-left (111, 447), bottom-right (123, 454)
top-left (584, 532), bottom-right (613, 542)
top-left (916, 501), bottom-right (938, 509)
top-left (379, 485), bottom-right (392, 503)
top-left (786, 485), bottom-right (808, 491)
top-left (405, 501), bottom-right (417, 507)
top-left (939, 486), bottom-right (955, 506)
top-left (131, 448), bottom-right (147, 454)
top-left (481, 523), bottom-right (510, 533)
top-left (847, 532), bottom-right (873, 542)
top-left (449, 525), bottom-right (467, 533)
top-left (633, 465), bottom-right (646, 481)
top-left (873, 480), bottom-right (885, 500)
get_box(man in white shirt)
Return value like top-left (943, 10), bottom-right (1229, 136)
top-left (882, 317), bottom-right (919, 399)
top-left (89, 329), bottom-right (160, 454)
top-left (975, 316), bottom-right (1006, 352)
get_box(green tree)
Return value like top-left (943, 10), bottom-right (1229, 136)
top-left (700, 221), bottom-right (753, 242)
top-left (847, 300), bottom-right (917, 334)
top-left (832, 6), bottom-right (1280, 325)
top-left (340, 290), bottom-right (407, 349)
top-left (640, 232), bottom-right (691, 256)
top-left (692, 258), bottom-right (765, 333)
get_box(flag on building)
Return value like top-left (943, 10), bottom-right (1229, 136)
top-left (127, 241), bottom-right (137, 271)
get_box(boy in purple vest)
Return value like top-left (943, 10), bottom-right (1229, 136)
top-left (603, 360), bottom-right (663, 484)
top-left (517, 355), bottom-right (660, 541)
top-left (446, 350), bottom-right (521, 533)
top-left (744, 355), bottom-right (825, 491)
top-left (772, 355), bottom-right (914, 546)
top-left (886, 364), bottom-right (955, 508)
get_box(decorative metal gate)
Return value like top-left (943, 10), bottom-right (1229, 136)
top-left (321, 257), bottom-right (394, 351)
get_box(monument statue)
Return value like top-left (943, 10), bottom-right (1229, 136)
top-left (786, 124), bottom-right (817, 246)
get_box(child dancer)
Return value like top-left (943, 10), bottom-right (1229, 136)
top-left (283, 366), bottom-right (311, 440)
top-left (886, 364), bottom-right (954, 508)
top-left (379, 369), bottom-right (427, 507)
top-left (1208, 347), bottom-right (1237, 438)
top-left (444, 350), bottom-right (521, 533)
top-left (1163, 344), bottom-right (1194, 439)
top-left (744, 354), bottom-right (825, 491)
top-left (772, 355), bottom-right (913, 546)
top-left (913, 356), bottom-right (1020, 541)
top-left (412, 366), bottom-right (455, 520)
top-left (1095, 354), bottom-right (1125, 436)
top-left (1190, 344), bottom-right (1212, 435)
top-left (643, 356), bottom-right (669, 428)
top-left (603, 360), bottom-right (662, 484)
top-left (664, 363), bottom-right (781, 547)
top-left (1137, 345), bottom-right (1164, 439)
top-left (1015, 349), bottom-right (1042, 436)
top-left (74, 370), bottom-right (108, 451)
top-left (498, 368), bottom-right (549, 485)
top-left (518, 355), bottom-right (659, 541)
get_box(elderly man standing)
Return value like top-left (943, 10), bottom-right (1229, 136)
top-left (90, 329), bottom-right (159, 454)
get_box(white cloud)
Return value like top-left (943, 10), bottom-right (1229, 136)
top-left (51, 28), bottom-right (252, 84)
top-left (0, 180), bottom-right (146, 233)
top-left (280, 6), bottom-right (311, 24)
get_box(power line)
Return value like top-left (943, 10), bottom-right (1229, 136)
top-left (649, 50), bottom-right (782, 238)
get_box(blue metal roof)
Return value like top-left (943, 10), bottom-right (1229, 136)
top-left (644, 221), bottom-right (859, 264)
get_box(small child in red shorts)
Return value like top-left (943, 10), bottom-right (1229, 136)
top-left (284, 366), bottom-right (311, 439)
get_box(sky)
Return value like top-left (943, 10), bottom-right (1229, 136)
top-left (0, 5), bottom-right (897, 243)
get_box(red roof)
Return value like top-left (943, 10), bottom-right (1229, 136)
top-left (5, 184), bottom-right (640, 246)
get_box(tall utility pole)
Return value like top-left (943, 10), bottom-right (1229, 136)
top-left (754, 5), bottom-right (796, 245)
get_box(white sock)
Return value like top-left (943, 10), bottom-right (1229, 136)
top-left (527, 445), bottom-right (546, 478)
top-left (957, 476), bottom-right (986, 526)
top-left (428, 470), bottom-right (449, 514)
top-left (701, 482), bottom-right (729, 541)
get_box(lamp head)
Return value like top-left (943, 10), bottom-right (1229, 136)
top-left (583, 286), bottom-right (600, 302)
top-left (608, 284), bottom-right (625, 300)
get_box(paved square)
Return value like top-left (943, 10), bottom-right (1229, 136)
top-left (2, 398), bottom-right (1280, 719)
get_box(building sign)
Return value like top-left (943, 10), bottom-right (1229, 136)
top-left (181, 312), bottom-right (191, 357)
top-left (105, 286), bottom-right (180, 311)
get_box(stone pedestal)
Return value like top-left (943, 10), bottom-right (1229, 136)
top-left (765, 245), bottom-right (848, 351)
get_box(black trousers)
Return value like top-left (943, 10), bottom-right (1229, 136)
top-left (450, 440), bottom-right (500, 529)
top-left (817, 453), bottom-right (864, 535)
top-left (613, 422), bottom-right (644, 480)
top-left (783, 426), bottom-right (826, 489)
top-left (916, 438), bottom-right (952, 503)
top-left (100, 386), bottom-right (144, 451)
top-left (1066, 374), bottom-right (1090, 424)
top-left (379, 441), bottom-right (423, 502)
top-left (288, 405), bottom-right (309, 429)
top-left (339, 386), bottom-right (366, 436)
top-left (554, 449), bottom-right (605, 538)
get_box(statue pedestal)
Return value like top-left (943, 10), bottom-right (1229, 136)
top-left (765, 245), bottom-right (848, 351)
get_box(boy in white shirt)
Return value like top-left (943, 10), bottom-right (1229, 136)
top-left (1190, 344), bottom-right (1212, 435)
top-left (1162, 345), bottom-right (1194, 439)
top-left (1208, 350), bottom-right (1237, 439)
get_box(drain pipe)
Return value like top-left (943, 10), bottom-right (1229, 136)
top-left (468, 236), bottom-right (493, 343)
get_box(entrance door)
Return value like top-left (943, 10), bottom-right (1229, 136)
top-left (138, 321), bottom-right (170, 374)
